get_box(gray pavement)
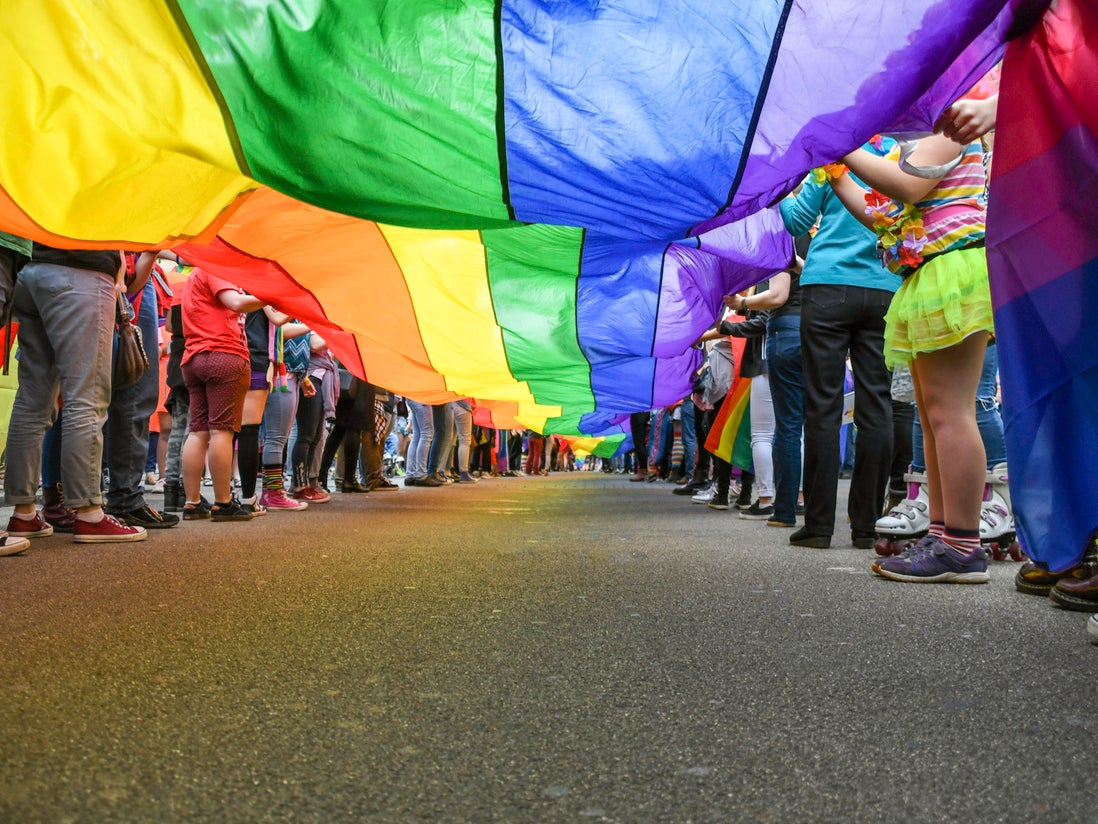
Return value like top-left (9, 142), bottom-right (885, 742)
top-left (1, 473), bottom-right (1095, 823)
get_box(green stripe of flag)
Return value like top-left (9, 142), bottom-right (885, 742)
top-left (178, 0), bottom-right (513, 228)
top-left (482, 224), bottom-right (596, 434)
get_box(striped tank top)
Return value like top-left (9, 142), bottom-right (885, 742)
top-left (880, 141), bottom-right (987, 277)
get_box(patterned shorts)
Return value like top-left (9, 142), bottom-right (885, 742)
top-left (183, 351), bottom-right (249, 432)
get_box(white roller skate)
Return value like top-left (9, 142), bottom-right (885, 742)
top-left (981, 463), bottom-right (1026, 561)
top-left (874, 471), bottom-right (930, 557)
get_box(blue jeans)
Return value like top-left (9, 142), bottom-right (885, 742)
top-left (766, 315), bottom-right (805, 523)
top-left (42, 412), bottom-right (64, 487)
top-left (6, 263), bottom-right (116, 508)
top-left (427, 401), bottom-right (456, 474)
top-left (912, 342), bottom-right (1006, 471)
top-left (679, 398), bottom-right (697, 480)
top-left (406, 399), bottom-right (434, 478)
top-left (453, 401), bottom-right (473, 473)
top-left (105, 279), bottom-right (160, 511)
top-left (261, 373), bottom-right (300, 464)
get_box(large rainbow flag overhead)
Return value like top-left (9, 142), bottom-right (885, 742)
top-left (7, 1), bottom-right (1095, 562)
top-left (0, 1), bottom-right (1019, 437)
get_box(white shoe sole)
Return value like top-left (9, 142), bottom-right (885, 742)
top-left (0, 537), bottom-right (31, 556)
top-left (73, 530), bottom-right (148, 543)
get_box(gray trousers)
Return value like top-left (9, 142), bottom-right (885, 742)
top-left (5, 263), bottom-right (116, 508)
top-left (164, 388), bottom-right (190, 486)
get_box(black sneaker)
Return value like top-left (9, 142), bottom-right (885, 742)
top-left (211, 498), bottom-right (258, 522)
top-left (113, 504), bottom-right (180, 529)
top-left (708, 492), bottom-right (730, 511)
top-left (672, 480), bottom-right (705, 496)
top-left (789, 526), bottom-right (831, 548)
top-left (182, 499), bottom-right (212, 521)
top-left (739, 501), bottom-right (774, 521)
top-left (162, 481), bottom-right (185, 513)
top-left (239, 496), bottom-right (268, 517)
top-left (734, 484), bottom-right (754, 510)
top-left (851, 532), bottom-right (877, 550)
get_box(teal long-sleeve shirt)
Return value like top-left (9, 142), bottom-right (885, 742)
top-left (779, 175), bottom-right (902, 293)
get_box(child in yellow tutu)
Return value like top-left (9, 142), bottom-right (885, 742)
top-left (827, 130), bottom-right (992, 584)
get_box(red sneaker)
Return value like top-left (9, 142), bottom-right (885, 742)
top-left (6, 512), bottom-right (54, 538)
top-left (72, 514), bottom-right (147, 543)
top-left (292, 486), bottom-right (331, 503)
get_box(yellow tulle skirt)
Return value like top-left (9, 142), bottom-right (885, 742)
top-left (883, 245), bottom-right (994, 369)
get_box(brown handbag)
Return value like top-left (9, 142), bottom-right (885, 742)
top-left (114, 292), bottom-right (149, 389)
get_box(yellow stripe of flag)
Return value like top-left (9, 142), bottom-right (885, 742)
top-left (0, 1), bottom-right (252, 243)
top-left (379, 225), bottom-right (540, 405)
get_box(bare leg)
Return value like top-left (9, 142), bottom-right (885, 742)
top-left (208, 430), bottom-right (237, 503)
top-left (182, 431), bottom-right (210, 503)
top-left (910, 333), bottom-right (989, 531)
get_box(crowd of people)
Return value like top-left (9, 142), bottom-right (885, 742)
top-left (0, 244), bottom-right (584, 545)
top-left (0, 88), bottom-right (1094, 644)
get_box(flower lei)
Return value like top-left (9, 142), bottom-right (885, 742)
top-left (810, 163), bottom-right (848, 184)
top-left (865, 190), bottom-right (927, 269)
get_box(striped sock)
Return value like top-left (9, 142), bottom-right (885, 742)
top-left (941, 526), bottom-right (981, 556)
top-left (263, 465), bottom-right (283, 491)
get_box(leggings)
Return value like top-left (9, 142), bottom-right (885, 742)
top-left (291, 374), bottom-right (326, 488)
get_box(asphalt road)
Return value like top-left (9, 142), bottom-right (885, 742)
top-left (1, 473), bottom-right (1095, 823)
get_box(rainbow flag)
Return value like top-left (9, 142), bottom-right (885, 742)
top-left (0, 1), bottom-right (1022, 440)
top-left (988, 0), bottom-right (1096, 571)
top-left (704, 378), bottom-right (753, 467)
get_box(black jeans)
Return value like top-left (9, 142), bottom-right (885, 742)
top-left (890, 400), bottom-right (915, 495)
top-left (291, 374), bottom-right (326, 488)
top-left (629, 411), bottom-right (649, 472)
top-left (800, 284), bottom-right (894, 538)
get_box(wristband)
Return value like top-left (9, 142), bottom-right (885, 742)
top-left (740, 297), bottom-right (748, 313)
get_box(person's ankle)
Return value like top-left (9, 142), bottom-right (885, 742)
top-left (75, 507), bottom-right (105, 523)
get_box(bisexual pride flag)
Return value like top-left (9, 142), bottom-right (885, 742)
top-left (987, 0), bottom-right (1098, 571)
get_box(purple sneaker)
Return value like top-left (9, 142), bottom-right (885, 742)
top-left (874, 537), bottom-right (990, 584)
top-left (871, 533), bottom-right (938, 575)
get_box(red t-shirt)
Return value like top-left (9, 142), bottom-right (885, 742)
top-left (181, 268), bottom-right (248, 364)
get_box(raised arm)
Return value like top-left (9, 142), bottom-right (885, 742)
top-left (840, 133), bottom-right (959, 204)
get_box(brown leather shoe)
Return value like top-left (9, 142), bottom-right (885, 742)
top-left (1050, 567), bottom-right (1098, 611)
top-left (1015, 561), bottom-right (1087, 596)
